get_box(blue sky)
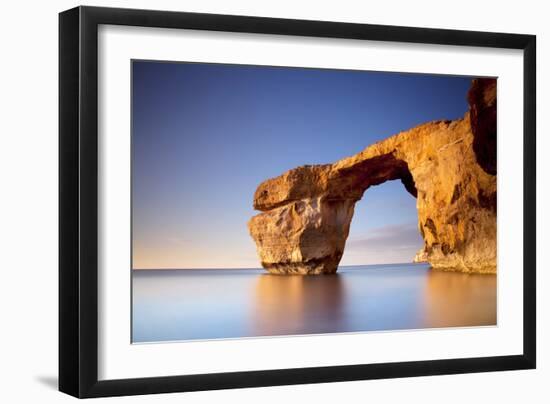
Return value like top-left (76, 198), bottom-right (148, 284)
top-left (132, 61), bottom-right (473, 269)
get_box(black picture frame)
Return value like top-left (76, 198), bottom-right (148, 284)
top-left (59, 5), bottom-right (536, 398)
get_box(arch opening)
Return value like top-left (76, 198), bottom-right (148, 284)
top-left (341, 178), bottom-right (423, 267)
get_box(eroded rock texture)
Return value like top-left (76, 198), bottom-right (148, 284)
top-left (248, 79), bottom-right (497, 274)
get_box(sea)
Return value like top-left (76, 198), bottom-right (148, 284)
top-left (132, 263), bottom-right (496, 343)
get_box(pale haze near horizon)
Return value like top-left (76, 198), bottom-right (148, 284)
top-left (131, 61), bottom-right (473, 269)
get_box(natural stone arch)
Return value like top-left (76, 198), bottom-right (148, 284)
top-left (248, 79), bottom-right (497, 274)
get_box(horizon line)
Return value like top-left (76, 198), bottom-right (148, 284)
top-left (131, 262), bottom-right (424, 271)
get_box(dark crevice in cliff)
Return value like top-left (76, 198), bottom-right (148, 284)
top-left (468, 78), bottom-right (497, 176)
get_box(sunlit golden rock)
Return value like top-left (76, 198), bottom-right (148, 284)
top-left (248, 79), bottom-right (497, 274)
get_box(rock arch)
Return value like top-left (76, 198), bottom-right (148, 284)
top-left (248, 79), bottom-right (497, 274)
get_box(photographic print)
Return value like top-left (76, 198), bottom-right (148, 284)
top-left (131, 61), bottom-right (497, 343)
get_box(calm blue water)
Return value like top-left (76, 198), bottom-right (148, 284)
top-left (132, 264), bottom-right (496, 343)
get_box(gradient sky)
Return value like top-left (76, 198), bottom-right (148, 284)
top-left (132, 61), bottom-right (473, 269)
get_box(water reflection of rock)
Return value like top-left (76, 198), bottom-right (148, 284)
top-left (253, 274), bottom-right (345, 337)
top-left (422, 270), bottom-right (497, 328)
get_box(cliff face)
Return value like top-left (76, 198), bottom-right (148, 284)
top-left (248, 79), bottom-right (497, 274)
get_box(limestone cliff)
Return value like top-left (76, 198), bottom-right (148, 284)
top-left (248, 79), bottom-right (497, 274)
